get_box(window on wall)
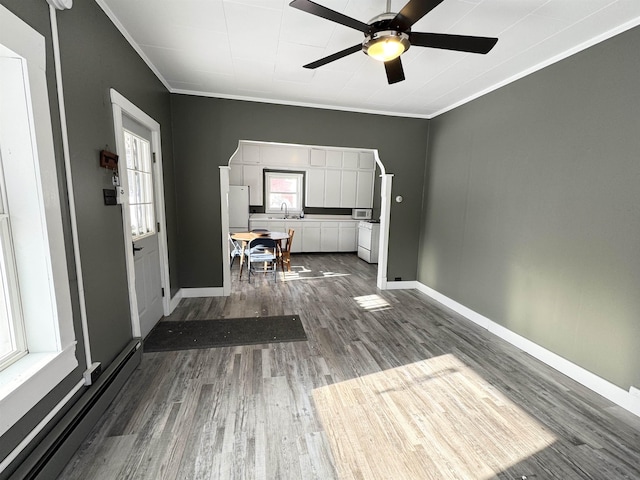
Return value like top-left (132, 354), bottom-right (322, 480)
top-left (0, 174), bottom-right (26, 370)
top-left (0, 6), bottom-right (77, 438)
top-left (124, 130), bottom-right (155, 238)
top-left (264, 171), bottom-right (304, 214)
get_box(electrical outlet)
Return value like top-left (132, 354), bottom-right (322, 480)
top-left (630, 386), bottom-right (640, 399)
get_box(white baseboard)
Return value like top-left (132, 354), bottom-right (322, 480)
top-left (180, 287), bottom-right (225, 298)
top-left (384, 280), bottom-right (419, 290)
top-left (169, 290), bottom-right (183, 313)
top-left (413, 282), bottom-right (640, 418)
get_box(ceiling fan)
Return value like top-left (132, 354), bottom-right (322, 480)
top-left (289, 0), bottom-right (499, 84)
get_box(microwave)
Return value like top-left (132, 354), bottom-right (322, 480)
top-left (352, 208), bottom-right (372, 220)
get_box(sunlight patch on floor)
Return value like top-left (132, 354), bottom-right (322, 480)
top-left (353, 294), bottom-right (392, 312)
top-left (312, 354), bottom-right (556, 479)
top-left (279, 265), bottom-right (351, 282)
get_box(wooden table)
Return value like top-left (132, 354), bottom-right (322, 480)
top-left (231, 231), bottom-right (289, 279)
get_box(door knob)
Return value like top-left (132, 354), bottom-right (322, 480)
top-left (132, 242), bottom-right (144, 256)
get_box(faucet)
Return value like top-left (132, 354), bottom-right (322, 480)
top-left (280, 202), bottom-right (288, 219)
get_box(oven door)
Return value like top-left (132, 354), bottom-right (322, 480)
top-left (358, 223), bottom-right (372, 250)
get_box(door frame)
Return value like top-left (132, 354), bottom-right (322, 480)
top-left (110, 89), bottom-right (170, 337)
top-left (220, 141), bottom-right (393, 295)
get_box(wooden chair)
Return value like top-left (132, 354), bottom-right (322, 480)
top-left (279, 229), bottom-right (295, 272)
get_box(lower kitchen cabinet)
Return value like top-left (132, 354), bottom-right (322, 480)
top-left (248, 218), bottom-right (358, 253)
top-left (338, 222), bottom-right (357, 252)
top-left (320, 223), bottom-right (339, 252)
top-left (302, 222), bottom-right (321, 252)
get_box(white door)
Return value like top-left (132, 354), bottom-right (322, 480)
top-left (123, 117), bottom-right (163, 338)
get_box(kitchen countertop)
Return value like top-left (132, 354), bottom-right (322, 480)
top-left (249, 214), bottom-right (357, 221)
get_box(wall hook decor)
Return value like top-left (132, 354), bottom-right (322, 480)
top-left (100, 149), bottom-right (119, 171)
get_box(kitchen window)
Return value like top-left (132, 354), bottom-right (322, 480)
top-left (264, 171), bottom-right (304, 214)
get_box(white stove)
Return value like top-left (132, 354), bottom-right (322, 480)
top-left (357, 221), bottom-right (380, 264)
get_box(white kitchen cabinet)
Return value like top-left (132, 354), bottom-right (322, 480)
top-left (261, 145), bottom-right (309, 167)
top-left (326, 150), bottom-right (342, 168)
top-left (310, 149), bottom-right (326, 167)
top-left (250, 220), bottom-right (270, 231)
top-left (324, 170), bottom-right (342, 208)
top-left (302, 222), bottom-right (321, 252)
top-left (234, 142), bottom-right (376, 210)
top-left (359, 151), bottom-right (375, 170)
top-left (340, 170), bottom-right (357, 208)
top-left (356, 170), bottom-right (374, 208)
top-left (322, 169), bottom-right (362, 209)
top-left (243, 165), bottom-right (263, 205)
top-left (321, 223), bottom-right (339, 252)
top-left (305, 168), bottom-right (325, 207)
top-left (242, 144), bottom-right (261, 164)
top-left (269, 220), bottom-right (286, 232)
top-left (248, 220), bottom-right (298, 252)
top-left (342, 151), bottom-right (359, 169)
top-left (248, 218), bottom-right (359, 253)
top-left (338, 222), bottom-right (358, 251)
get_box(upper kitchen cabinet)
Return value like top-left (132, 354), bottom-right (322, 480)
top-left (359, 152), bottom-right (375, 170)
top-left (342, 151), bottom-right (359, 170)
top-left (229, 163), bottom-right (263, 205)
top-left (229, 141), bottom-right (376, 209)
top-left (242, 143), bottom-right (261, 164)
top-left (306, 168), bottom-right (325, 207)
top-left (310, 149), bottom-right (326, 167)
top-left (326, 150), bottom-right (342, 168)
top-left (260, 144), bottom-right (309, 167)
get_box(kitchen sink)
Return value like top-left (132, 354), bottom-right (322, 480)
top-left (267, 215), bottom-right (301, 220)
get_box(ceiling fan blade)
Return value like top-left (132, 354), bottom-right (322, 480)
top-left (390, 0), bottom-right (446, 31)
top-left (410, 32), bottom-right (498, 54)
top-left (303, 44), bottom-right (362, 69)
top-left (384, 57), bottom-right (405, 84)
top-left (289, 0), bottom-right (369, 33)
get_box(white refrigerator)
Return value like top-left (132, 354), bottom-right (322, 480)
top-left (229, 185), bottom-right (250, 232)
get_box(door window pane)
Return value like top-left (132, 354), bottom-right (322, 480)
top-left (124, 130), bottom-right (155, 239)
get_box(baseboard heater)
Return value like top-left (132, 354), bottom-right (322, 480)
top-left (9, 339), bottom-right (142, 480)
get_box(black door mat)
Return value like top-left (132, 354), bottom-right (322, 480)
top-left (143, 315), bottom-right (307, 352)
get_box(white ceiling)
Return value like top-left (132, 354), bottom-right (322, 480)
top-left (97, 0), bottom-right (640, 119)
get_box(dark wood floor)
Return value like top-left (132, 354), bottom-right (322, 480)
top-left (59, 253), bottom-right (640, 479)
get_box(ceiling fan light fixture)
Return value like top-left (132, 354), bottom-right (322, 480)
top-left (363, 31), bottom-right (410, 62)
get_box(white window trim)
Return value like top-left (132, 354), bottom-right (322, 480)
top-left (264, 171), bottom-right (304, 214)
top-left (0, 5), bottom-right (77, 437)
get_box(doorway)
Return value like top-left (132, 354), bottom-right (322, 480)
top-left (219, 141), bottom-right (393, 296)
top-left (110, 89), bottom-right (171, 338)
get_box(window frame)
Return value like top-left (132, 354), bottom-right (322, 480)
top-left (0, 6), bottom-right (77, 438)
top-left (264, 170), bottom-right (305, 215)
top-left (0, 183), bottom-right (27, 370)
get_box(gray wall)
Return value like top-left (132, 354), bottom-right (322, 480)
top-left (0, 0), bottom-right (177, 469)
top-left (419, 25), bottom-right (640, 390)
top-left (170, 95), bottom-right (429, 287)
top-left (56, 0), bottom-right (178, 364)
